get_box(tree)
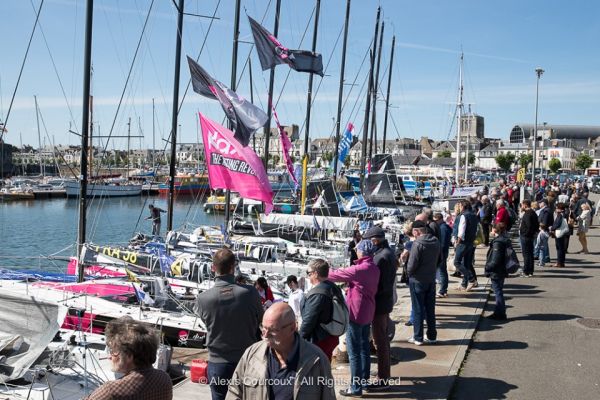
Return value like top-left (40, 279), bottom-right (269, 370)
top-left (461, 153), bottom-right (476, 165)
top-left (575, 153), bottom-right (593, 171)
top-left (343, 156), bottom-right (352, 168)
top-left (495, 152), bottom-right (516, 172)
top-left (548, 158), bottom-right (562, 173)
top-left (439, 150), bottom-right (452, 158)
top-left (518, 153), bottom-right (533, 169)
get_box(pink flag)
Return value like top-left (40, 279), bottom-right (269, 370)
top-left (200, 113), bottom-right (274, 214)
top-left (271, 106), bottom-right (298, 187)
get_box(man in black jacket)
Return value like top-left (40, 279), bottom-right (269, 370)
top-left (484, 223), bottom-right (511, 320)
top-left (364, 225), bottom-right (396, 391)
top-left (519, 200), bottom-right (539, 276)
top-left (299, 258), bottom-right (339, 361)
top-left (194, 248), bottom-right (263, 400)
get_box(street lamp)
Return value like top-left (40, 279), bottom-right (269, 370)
top-left (532, 67), bottom-right (544, 190)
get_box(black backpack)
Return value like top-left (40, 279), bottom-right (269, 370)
top-left (307, 283), bottom-right (349, 337)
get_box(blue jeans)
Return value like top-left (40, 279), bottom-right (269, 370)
top-left (490, 278), bottom-right (506, 316)
top-left (409, 280), bottom-right (437, 342)
top-left (346, 321), bottom-right (371, 394)
top-left (454, 242), bottom-right (475, 287)
top-left (437, 249), bottom-right (449, 294)
top-left (207, 361), bottom-right (237, 400)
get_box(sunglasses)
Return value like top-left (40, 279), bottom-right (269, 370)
top-left (306, 270), bottom-right (315, 276)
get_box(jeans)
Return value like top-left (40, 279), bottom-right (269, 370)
top-left (520, 237), bottom-right (535, 275)
top-left (152, 221), bottom-right (161, 236)
top-left (409, 280), bottom-right (437, 342)
top-left (490, 278), bottom-right (506, 316)
top-left (482, 222), bottom-right (491, 246)
top-left (207, 361), bottom-right (238, 400)
top-left (346, 321), bottom-right (371, 394)
top-left (555, 236), bottom-right (567, 265)
top-left (372, 313), bottom-right (390, 380)
top-left (436, 249), bottom-right (449, 294)
top-left (454, 242), bottom-right (476, 287)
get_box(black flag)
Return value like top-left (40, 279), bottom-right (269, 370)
top-left (187, 56), bottom-right (268, 147)
top-left (248, 16), bottom-right (324, 77)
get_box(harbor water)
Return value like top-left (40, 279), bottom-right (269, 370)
top-left (0, 196), bottom-right (223, 270)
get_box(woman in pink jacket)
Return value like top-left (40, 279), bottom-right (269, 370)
top-left (328, 240), bottom-right (380, 397)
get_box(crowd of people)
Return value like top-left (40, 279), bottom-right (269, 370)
top-left (86, 177), bottom-right (595, 399)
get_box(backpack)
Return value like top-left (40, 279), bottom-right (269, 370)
top-left (505, 246), bottom-right (520, 274)
top-left (507, 207), bottom-right (518, 230)
top-left (308, 283), bottom-right (349, 336)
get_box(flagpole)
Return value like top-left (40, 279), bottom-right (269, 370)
top-left (301, 0), bottom-right (321, 215)
top-left (332, 0), bottom-right (351, 181)
top-left (382, 35), bottom-right (395, 146)
top-left (77, 0), bottom-right (94, 283)
top-left (167, 0), bottom-right (184, 232)
top-left (367, 7), bottom-right (380, 162)
top-left (262, 0), bottom-right (282, 169)
top-left (370, 20), bottom-right (384, 156)
top-left (224, 0), bottom-right (241, 233)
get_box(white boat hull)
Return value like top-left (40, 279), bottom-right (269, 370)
top-left (65, 181), bottom-right (142, 197)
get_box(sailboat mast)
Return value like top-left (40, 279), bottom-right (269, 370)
top-left (454, 52), bottom-right (464, 184)
top-left (249, 59), bottom-right (256, 151)
top-left (34, 95), bottom-right (43, 177)
top-left (262, 0), bottom-right (282, 168)
top-left (464, 106), bottom-right (471, 181)
top-left (300, 0), bottom-right (321, 215)
top-left (77, 0), bottom-right (94, 283)
top-left (382, 35), bottom-right (395, 146)
top-left (359, 52), bottom-right (374, 191)
top-left (370, 20), bottom-right (384, 156)
top-left (152, 98), bottom-right (155, 170)
top-left (167, 0), bottom-right (184, 232)
top-left (224, 0), bottom-right (242, 231)
top-left (332, 0), bottom-right (351, 179)
top-left (367, 9), bottom-right (380, 162)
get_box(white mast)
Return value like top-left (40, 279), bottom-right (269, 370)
top-left (464, 105), bottom-right (471, 181)
top-left (34, 95), bottom-right (43, 177)
top-left (454, 52), bottom-right (464, 184)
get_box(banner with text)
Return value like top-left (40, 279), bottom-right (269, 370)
top-left (200, 114), bottom-right (274, 214)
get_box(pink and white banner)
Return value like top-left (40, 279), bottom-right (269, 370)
top-left (200, 113), bottom-right (274, 214)
top-left (271, 106), bottom-right (298, 187)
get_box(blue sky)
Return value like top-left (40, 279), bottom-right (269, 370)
top-left (1, 0), bottom-right (599, 151)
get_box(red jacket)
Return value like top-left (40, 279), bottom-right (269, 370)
top-left (495, 206), bottom-right (510, 225)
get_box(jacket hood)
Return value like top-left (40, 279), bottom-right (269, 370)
top-left (416, 233), bottom-right (438, 245)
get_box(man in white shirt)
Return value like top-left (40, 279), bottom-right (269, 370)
top-left (285, 275), bottom-right (304, 324)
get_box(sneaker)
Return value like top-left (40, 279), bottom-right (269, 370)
top-left (456, 285), bottom-right (467, 291)
top-left (408, 337), bottom-right (423, 346)
top-left (404, 320), bottom-right (413, 326)
top-left (339, 388), bottom-right (362, 397)
top-left (436, 292), bottom-right (448, 298)
top-left (425, 337), bottom-right (438, 344)
top-left (466, 281), bottom-right (478, 291)
top-left (365, 381), bottom-right (391, 392)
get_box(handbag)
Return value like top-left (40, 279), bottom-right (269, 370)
top-left (399, 261), bottom-right (409, 284)
top-left (555, 218), bottom-right (569, 238)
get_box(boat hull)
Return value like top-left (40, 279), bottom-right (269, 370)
top-left (65, 181), bottom-right (142, 197)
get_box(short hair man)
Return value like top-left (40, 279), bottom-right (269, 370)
top-left (227, 303), bottom-right (336, 399)
top-left (194, 248), bottom-right (263, 400)
top-left (146, 204), bottom-right (166, 236)
top-left (407, 220), bottom-right (441, 345)
top-left (299, 259), bottom-right (340, 361)
top-left (285, 275), bottom-right (305, 324)
top-left (454, 200), bottom-right (479, 291)
top-left (85, 317), bottom-right (173, 400)
top-left (519, 200), bottom-right (539, 277)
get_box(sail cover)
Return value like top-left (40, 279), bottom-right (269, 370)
top-left (364, 173), bottom-right (396, 204)
top-left (303, 180), bottom-right (341, 217)
top-left (371, 153), bottom-right (397, 174)
top-left (262, 213), bottom-right (358, 232)
top-left (0, 292), bottom-right (67, 382)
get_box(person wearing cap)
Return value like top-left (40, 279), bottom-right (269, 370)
top-left (362, 225), bottom-right (396, 391)
top-left (433, 213), bottom-right (452, 298)
top-left (328, 240), bottom-right (380, 397)
top-left (406, 220), bottom-right (441, 346)
top-left (550, 203), bottom-right (568, 268)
